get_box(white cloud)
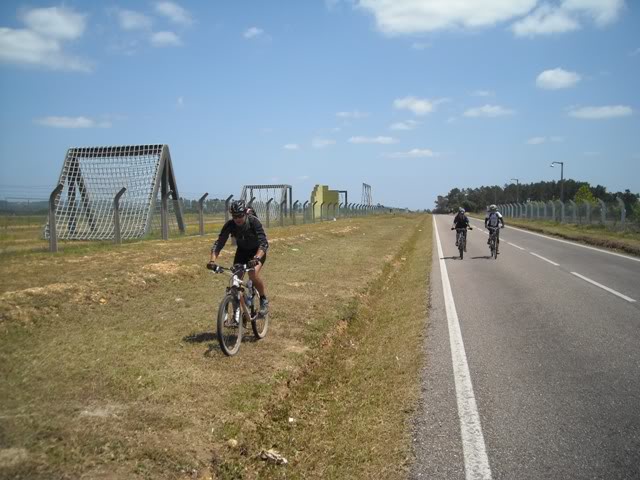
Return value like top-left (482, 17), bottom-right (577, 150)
top-left (349, 136), bottom-right (398, 144)
top-left (177, 96), bottom-right (184, 108)
top-left (155, 1), bottom-right (193, 26)
top-left (284, 144), bottom-right (300, 150)
top-left (511, 4), bottom-right (579, 36)
top-left (526, 136), bottom-right (546, 145)
top-left (536, 67), bottom-right (581, 89)
top-left (312, 138), bottom-right (336, 148)
top-left (150, 31), bottom-right (181, 47)
top-left (512, 0), bottom-right (624, 37)
top-left (463, 104), bottom-right (515, 117)
top-left (116, 9), bottom-right (152, 31)
top-left (336, 110), bottom-right (369, 119)
top-left (568, 105), bottom-right (632, 119)
top-left (35, 116), bottom-right (111, 128)
top-left (22, 6), bottom-right (86, 40)
top-left (390, 120), bottom-right (419, 130)
top-left (393, 96), bottom-right (447, 116)
top-left (298, 175), bottom-right (311, 180)
top-left (0, 7), bottom-right (91, 72)
top-left (357, 0), bottom-right (537, 35)
top-left (385, 148), bottom-right (437, 158)
top-left (244, 27), bottom-right (263, 39)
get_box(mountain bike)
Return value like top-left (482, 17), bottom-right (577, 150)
top-left (451, 226), bottom-right (472, 259)
top-left (208, 263), bottom-right (269, 356)
top-left (487, 226), bottom-right (501, 259)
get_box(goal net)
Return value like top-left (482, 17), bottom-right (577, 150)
top-left (240, 184), bottom-right (292, 222)
top-left (44, 144), bottom-right (185, 240)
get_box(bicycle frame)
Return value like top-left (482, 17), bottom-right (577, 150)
top-left (218, 265), bottom-right (255, 316)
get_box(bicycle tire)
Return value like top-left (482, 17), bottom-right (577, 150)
top-left (459, 241), bottom-right (464, 259)
top-left (217, 295), bottom-right (243, 356)
top-left (251, 286), bottom-right (269, 339)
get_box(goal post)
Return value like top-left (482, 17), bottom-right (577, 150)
top-left (44, 144), bottom-right (185, 241)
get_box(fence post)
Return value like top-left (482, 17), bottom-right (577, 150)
top-left (224, 195), bottom-right (233, 223)
top-left (559, 200), bottom-right (565, 223)
top-left (586, 202), bottom-right (592, 224)
top-left (293, 200), bottom-right (299, 225)
top-left (302, 200), bottom-right (309, 224)
top-left (265, 198), bottom-right (273, 228)
top-left (312, 201), bottom-right (318, 222)
top-left (113, 187), bottom-right (127, 244)
top-left (48, 183), bottom-right (64, 253)
top-left (197, 192), bottom-right (208, 236)
top-left (597, 199), bottom-right (606, 225)
top-left (569, 200), bottom-right (577, 223)
top-left (550, 201), bottom-right (555, 222)
top-left (280, 199), bottom-right (286, 227)
top-left (617, 197), bottom-right (626, 228)
top-left (161, 189), bottom-right (171, 240)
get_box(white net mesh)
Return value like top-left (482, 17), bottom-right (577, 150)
top-left (44, 145), bottom-right (181, 240)
top-left (240, 184), bottom-right (292, 222)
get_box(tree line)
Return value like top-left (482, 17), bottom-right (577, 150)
top-left (433, 180), bottom-right (639, 215)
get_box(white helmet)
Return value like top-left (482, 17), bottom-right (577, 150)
top-left (489, 204), bottom-right (497, 211)
top-left (459, 207), bottom-right (465, 213)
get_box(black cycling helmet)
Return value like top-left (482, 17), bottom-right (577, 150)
top-left (229, 200), bottom-right (247, 216)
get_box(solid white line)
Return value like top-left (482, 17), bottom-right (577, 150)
top-left (529, 252), bottom-right (560, 266)
top-left (508, 242), bottom-right (525, 250)
top-left (434, 217), bottom-right (492, 480)
top-left (570, 272), bottom-right (637, 303)
top-left (505, 225), bottom-right (640, 263)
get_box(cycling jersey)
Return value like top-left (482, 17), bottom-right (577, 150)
top-left (485, 211), bottom-right (503, 228)
top-left (452, 213), bottom-right (471, 229)
top-left (212, 214), bottom-right (269, 256)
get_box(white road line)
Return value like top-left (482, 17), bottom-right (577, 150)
top-left (570, 272), bottom-right (637, 303)
top-left (508, 242), bottom-right (525, 250)
top-left (529, 252), bottom-right (560, 266)
top-left (505, 225), bottom-right (640, 263)
top-left (434, 217), bottom-right (492, 480)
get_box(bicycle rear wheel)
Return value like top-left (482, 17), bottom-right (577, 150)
top-left (458, 240), bottom-right (464, 259)
top-left (217, 295), bottom-right (243, 356)
top-left (251, 287), bottom-right (269, 339)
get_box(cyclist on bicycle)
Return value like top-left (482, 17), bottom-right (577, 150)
top-left (208, 200), bottom-right (270, 316)
top-left (485, 204), bottom-right (504, 246)
top-left (451, 207), bottom-right (472, 250)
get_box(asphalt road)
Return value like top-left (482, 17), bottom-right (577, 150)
top-left (411, 215), bottom-right (640, 480)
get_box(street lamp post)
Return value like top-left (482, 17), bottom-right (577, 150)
top-left (550, 162), bottom-right (564, 203)
top-left (511, 178), bottom-right (519, 203)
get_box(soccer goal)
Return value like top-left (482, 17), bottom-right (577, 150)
top-left (240, 184), bottom-right (292, 223)
top-left (44, 144), bottom-right (185, 241)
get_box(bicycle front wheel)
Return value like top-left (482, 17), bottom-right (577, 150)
top-left (251, 287), bottom-right (269, 339)
top-left (217, 295), bottom-right (243, 356)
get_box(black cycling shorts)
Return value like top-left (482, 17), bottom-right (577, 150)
top-left (234, 247), bottom-right (267, 267)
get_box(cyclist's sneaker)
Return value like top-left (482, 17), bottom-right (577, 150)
top-left (455, 241), bottom-right (458, 246)
top-left (259, 297), bottom-right (269, 316)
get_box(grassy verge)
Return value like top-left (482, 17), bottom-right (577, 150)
top-left (0, 213), bottom-right (432, 479)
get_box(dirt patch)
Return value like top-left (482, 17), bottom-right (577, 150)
top-left (0, 448), bottom-right (29, 468)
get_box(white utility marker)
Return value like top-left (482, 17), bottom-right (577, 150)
top-left (434, 217), bottom-right (493, 480)
top-left (529, 252), bottom-right (560, 266)
top-left (571, 272), bottom-right (637, 303)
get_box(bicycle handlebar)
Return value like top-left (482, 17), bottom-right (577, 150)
top-left (207, 263), bottom-right (256, 274)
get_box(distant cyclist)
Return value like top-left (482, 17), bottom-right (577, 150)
top-left (485, 204), bottom-right (505, 247)
top-left (208, 200), bottom-right (269, 316)
top-left (451, 207), bottom-right (472, 250)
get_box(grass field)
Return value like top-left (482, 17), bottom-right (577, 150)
top-left (0, 213), bottom-right (432, 479)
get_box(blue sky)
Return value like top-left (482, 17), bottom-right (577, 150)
top-left (1, 0), bottom-right (638, 209)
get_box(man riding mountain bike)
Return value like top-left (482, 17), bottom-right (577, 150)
top-left (485, 204), bottom-right (505, 248)
top-left (208, 200), bottom-right (270, 316)
top-left (451, 207), bottom-right (473, 251)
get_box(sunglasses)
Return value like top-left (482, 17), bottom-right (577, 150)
top-left (232, 213), bottom-right (245, 219)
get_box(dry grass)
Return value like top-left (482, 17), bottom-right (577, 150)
top-left (0, 213), bottom-right (432, 479)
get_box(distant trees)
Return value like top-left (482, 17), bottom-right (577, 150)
top-left (433, 180), bottom-right (639, 214)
